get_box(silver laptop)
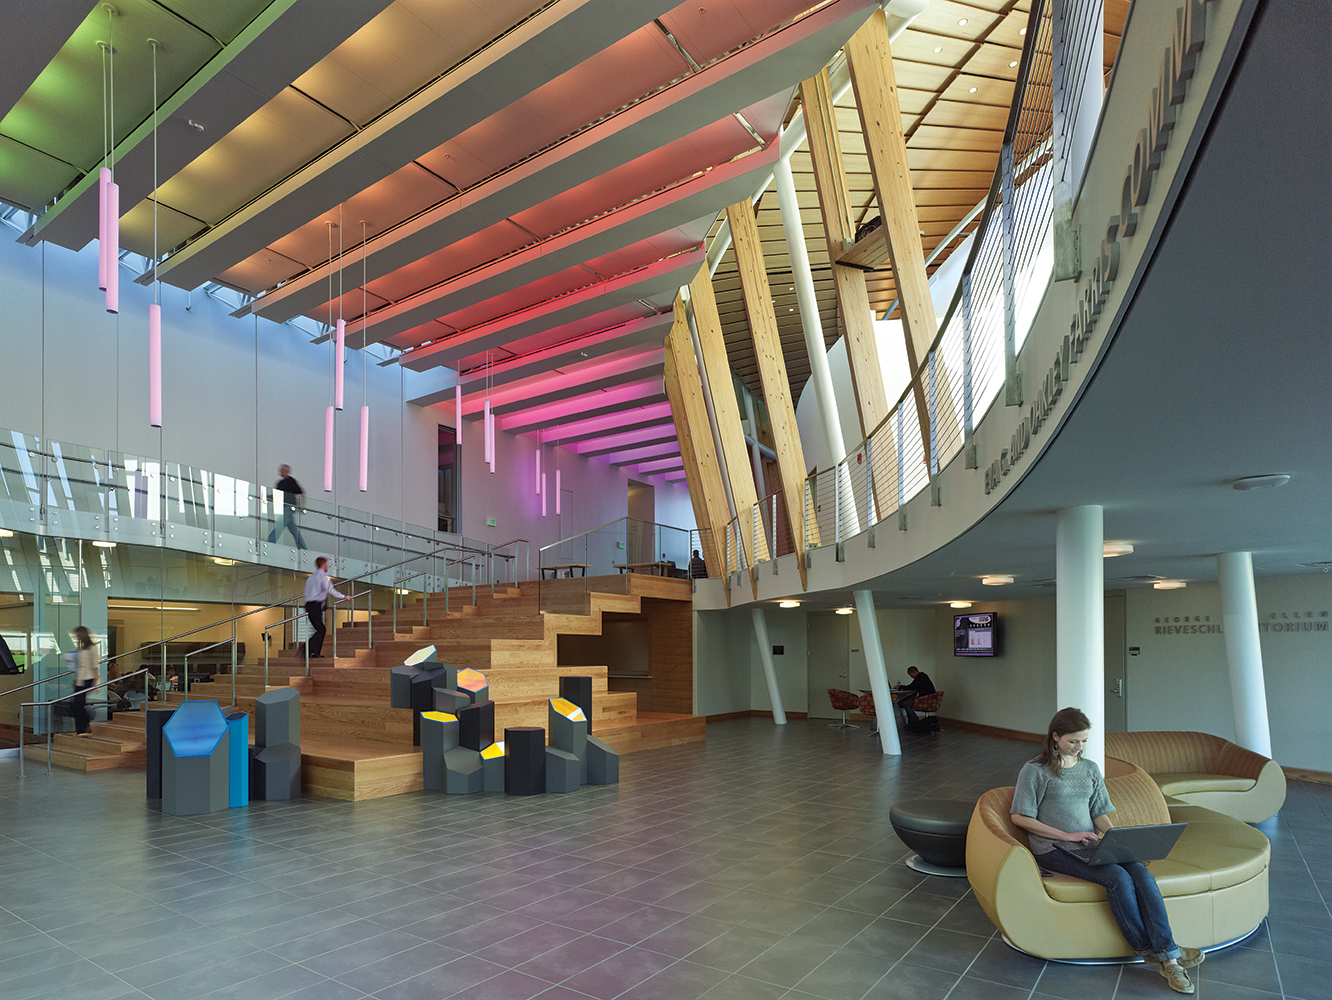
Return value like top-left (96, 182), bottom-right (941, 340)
top-left (1054, 823), bottom-right (1187, 865)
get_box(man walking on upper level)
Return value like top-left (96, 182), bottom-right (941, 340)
top-left (267, 464), bottom-right (307, 549)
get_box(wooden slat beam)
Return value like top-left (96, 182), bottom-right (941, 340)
top-left (726, 199), bottom-right (817, 589)
top-left (845, 7), bottom-right (961, 472)
top-left (799, 69), bottom-right (894, 519)
top-left (663, 314), bottom-right (726, 584)
top-left (687, 265), bottom-right (771, 586)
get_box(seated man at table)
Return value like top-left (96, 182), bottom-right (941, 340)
top-left (892, 666), bottom-right (935, 727)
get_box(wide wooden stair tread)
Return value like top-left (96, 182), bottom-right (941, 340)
top-left (42, 575), bottom-right (703, 795)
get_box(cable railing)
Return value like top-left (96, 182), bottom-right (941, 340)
top-left (721, 0), bottom-right (1067, 573)
top-left (538, 518), bottom-right (692, 614)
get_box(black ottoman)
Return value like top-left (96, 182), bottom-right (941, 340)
top-left (890, 799), bottom-right (974, 877)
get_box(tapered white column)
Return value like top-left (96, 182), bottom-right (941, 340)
top-left (1217, 552), bottom-right (1272, 756)
top-left (751, 608), bottom-right (786, 725)
top-left (1056, 505), bottom-right (1103, 769)
top-left (855, 590), bottom-right (901, 755)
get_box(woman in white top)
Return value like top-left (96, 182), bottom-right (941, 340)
top-left (70, 625), bottom-right (99, 736)
top-left (1009, 707), bottom-right (1202, 994)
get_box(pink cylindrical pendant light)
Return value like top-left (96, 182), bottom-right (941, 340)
top-left (323, 405), bottom-right (335, 491)
top-left (98, 168), bottom-right (111, 290)
top-left (358, 404), bottom-right (369, 491)
top-left (535, 447), bottom-right (541, 494)
top-left (488, 411), bottom-right (496, 474)
top-left (148, 304), bottom-right (161, 427)
top-left (556, 469), bottom-right (561, 514)
top-left (541, 473), bottom-right (547, 517)
top-left (483, 400), bottom-right (492, 463)
top-left (334, 319), bottom-right (346, 409)
top-left (104, 181), bottom-right (119, 314)
top-left (455, 385), bottom-right (462, 446)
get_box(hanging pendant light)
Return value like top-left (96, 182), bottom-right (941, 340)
top-left (334, 206), bottom-right (345, 410)
top-left (323, 221), bottom-right (337, 492)
top-left (103, 8), bottom-right (119, 314)
top-left (541, 472), bottom-right (547, 518)
top-left (147, 38), bottom-right (161, 427)
top-left (455, 384), bottom-right (462, 447)
top-left (358, 222), bottom-right (369, 491)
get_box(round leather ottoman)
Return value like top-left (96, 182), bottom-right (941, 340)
top-left (890, 799), bottom-right (974, 877)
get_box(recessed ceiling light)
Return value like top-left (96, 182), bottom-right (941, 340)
top-left (1231, 475), bottom-right (1290, 490)
top-left (934, 46), bottom-right (943, 53)
top-left (968, 86), bottom-right (978, 93)
top-left (982, 575), bottom-right (1013, 586)
top-left (213, 557), bottom-right (238, 566)
top-left (1154, 580), bottom-right (1187, 590)
top-left (950, 601), bottom-right (972, 609)
top-left (1103, 542), bottom-right (1134, 558)
top-left (958, 18), bottom-right (968, 26)
top-left (1009, 60), bottom-right (1019, 67)
top-left (1019, 27), bottom-right (1027, 36)
top-left (92, 540), bottom-right (117, 548)
top-left (834, 607), bottom-right (854, 615)
top-left (0, 529), bottom-right (13, 538)
top-left (779, 600), bottom-right (800, 609)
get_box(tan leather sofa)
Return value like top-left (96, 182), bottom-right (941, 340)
top-left (1104, 731), bottom-right (1286, 823)
top-left (967, 758), bottom-right (1270, 960)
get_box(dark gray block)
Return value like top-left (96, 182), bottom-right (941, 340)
top-left (163, 730), bottom-right (230, 815)
top-left (255, 687), bottom-right (300, 748)
top-left (549, 698), bottom-right (588, 784)
top-left (251, 743), bottom-right (302, 800)
top-left (459, 700), bottom-right (494, 751)
top-left (420, 711), bottom-right (460, 792)
top-left (545, 747), bottom-right (581, 794)
top-left (505, 727), bottom-right (545, 796)
top-left (559, 675), bottom-right (594, 733)
top-left (444, 747), bottom-right (484, 794)
top-left (586, 735), bottom-right (620, 785)
top-left (482, 744), bottom-right (505, 792)
top-left (145, 708), bottom-right (172, 800)
top-left (432, 687), bottom-right (470, 713)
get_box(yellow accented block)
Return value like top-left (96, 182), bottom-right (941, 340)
top-left (551, 697), bottom-right (587, 722)
top-left (481, 742), bottom-right (506, 759)
top-left (421, 711), bottom-right (458, 723)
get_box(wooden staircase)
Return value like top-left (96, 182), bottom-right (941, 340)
top-left (55, 575), bottom-right (703, 799)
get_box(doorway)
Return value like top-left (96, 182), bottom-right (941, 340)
top-left (1104, 592), bottom-right (1127, 733)
top-left (807, 613), bottom-right (851, 720)
top-left (627, 479), bottom-right (654, 564)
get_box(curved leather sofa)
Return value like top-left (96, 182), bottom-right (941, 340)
top-left (966, 757), bottom-right (1270, 961)
top-left (1104, 731), bottom-right (1286, 823)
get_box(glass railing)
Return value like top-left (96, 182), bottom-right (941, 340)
top-left (720, 0), bottom-right (1063, 579)
top-left (537, 517), bottom-right (692, 614)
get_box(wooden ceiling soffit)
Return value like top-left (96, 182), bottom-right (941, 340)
top-left (664, 312), bottom-right (727, 594)
top-left (798, 69), bottom-right (895, 521)
top-left (725, 199), bottom-right (817, 589)
top-left (687, 265), bottom-right (770, 594)
top-left (844, 8), bottom-right (960, 469)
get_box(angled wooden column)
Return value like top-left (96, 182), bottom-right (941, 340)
top-left (687, 266), bottom-right (772, 586)
top-left (664, 306), bottom-right (731, 584)
top-left (726, 199), bottom-right (816, 590)
top-left (800, 69), bottom-right (895, 518)
top-left (845, 8), bottom-right (961, 471)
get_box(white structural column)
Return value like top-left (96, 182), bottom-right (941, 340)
top-left (751, 608), bottom-right (787, 725)
top-left (1056, 505), bottom-right (1104, 769)
top-left (854, 590), bottom-right (901, 755)
top-left (773, 152), bottom-right (861, 537)
top-left (1217, 552), bottom-right (1273, 756)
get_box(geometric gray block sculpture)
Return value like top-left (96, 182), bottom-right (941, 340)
top-left (161, 700), bottom-right (230, 815)
top-left (389, 646), bottom-right (438, 707)
top-left (391, 648), bottom-right (449, 746)
top-left (420, 711), bottom-right (460, 792)
top-left (585, 735), bottom-right (620, 785)
top-left (255, 687), bottom-right (300, 747)
top-left (482, 742), bottom-right (505, 792)
top-left (504, 727), bottom-right (545, 796)
top-left (145, 707), bottom-right (173, 800)
top-left (559, 675), bottom-right (594, 734)
top-left (456, 668), bottom-right (488, 705)
top-left (459, 700), bottom-right (494, 752)
top-left (444, 746), bottom-right (484, 794)
top-left (433, 687), bottom-right (471, 714)
top-left (544, 746), bottom-right (581, 794)
top-left (251, 743), bottom-right (302, 801)
top-left (549, 697), bottom-right (588, 784)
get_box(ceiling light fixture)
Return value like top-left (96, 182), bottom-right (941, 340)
top-left (982, 575), bottom-right (1013, 585)
top-left (1009, 60), bottom-right (1018, 68)
top-left (779, 600), bottom-right (800, 609)
top-left (92, 540), bottom-right (117, 548)
top-left (108, 604), bottom-right (197, 612)
top-left (933, 45), bottom-right (942, 53)
top-left (950, 601), bottom-right (972, 608)
top-left (359, 221), bottom-right (370, 492)
top-left (148, 37), bottom-right (161, 427)
top-left (0, 529), bottom-right (14, 538)
top-left (1103, 541), bottom-right (1134, 557)
top-left (968, 86), bottom-right (978, 93)
top-left (323, 220), bottom-right (338, 492)
top-left (958, 17), bottom-right (968, 26)
top-left (1231, 474), bottom-right (1290, 491)
top-left (834, 607), bottom-right (853, 615)
top-left (212, 557), bottom-right (237, 566)
top-left (1154, 580), bottom-right (1187, 590)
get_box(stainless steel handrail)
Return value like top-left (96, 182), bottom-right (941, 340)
top-left (182, 638), bottom-right (238, 705)
top-left (20, 667), bottom-right (150, 777)
top-left (2, 669), bottom-right (74, 697)
top-left (330, 589), bottom-right (371, 663)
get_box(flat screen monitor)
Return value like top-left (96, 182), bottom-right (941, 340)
top-left (954, 613), bottom-right (998, 657)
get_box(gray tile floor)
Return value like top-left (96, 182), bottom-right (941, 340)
top-left (1, 720), bottom-right (1328, 1000)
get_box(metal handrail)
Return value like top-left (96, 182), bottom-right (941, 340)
top-left (1, 669), bottom-right (74, 696)
top-left (20, 667), bottom-right (150, 777)
top-left (330, 589), bottom-right (371, 662)
top-left (182, 638), bottom-right (237, 705)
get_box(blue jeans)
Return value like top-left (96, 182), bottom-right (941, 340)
top-left (267, 508), bottom-right (306, 548)
top-left (1038, 848), bottom-right (1181, 961)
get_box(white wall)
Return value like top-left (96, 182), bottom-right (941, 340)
top-left (701, 573), bottom-right (1332, 772)
top-left (0, 234), bottom-right (437, 526)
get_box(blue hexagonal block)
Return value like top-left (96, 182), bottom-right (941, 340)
top-left (162, 701), bottom-right (230, 815)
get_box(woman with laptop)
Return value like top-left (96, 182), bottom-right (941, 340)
top-left (1009, 707), bottom-right (1202, 994)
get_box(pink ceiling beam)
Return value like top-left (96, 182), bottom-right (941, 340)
top-left (570, 424), bottom-right (678, 455)
top-left (541, 401), bottom-right (675, 442)
top-left (457, 347), bottom-right (664, 415)
top-left (629, 456), bottom-right (685, 474)
top-left (498, 377), bottom-right (665, 431)
top-left (604, 441), bottom-right (682, 465)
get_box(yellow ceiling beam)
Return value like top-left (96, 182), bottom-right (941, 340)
top-left (726, 199), bottom-right (817, 589)
top-left (663, 346), bottom-right (722, 581)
